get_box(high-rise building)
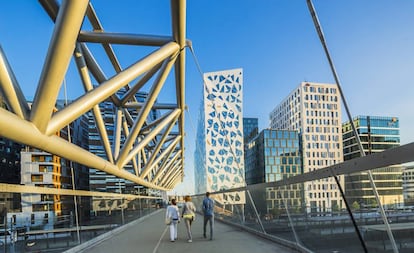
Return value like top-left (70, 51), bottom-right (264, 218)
top-left (243, 117), bottom-right (258, 181)
top-left (342, 115), bottom-right (403, 208)
top-left (243, 118), bottom-right (258, 144)
top-left (88, 90), bottom-right (159, 213)
top-left (0, 104), bottom-right (23, 215)
top-left (56, 100), bottom-right (91, 221)
top-left (245, 129), bottom-right (302, 215)
top-left (194, 68), bottom-right (245, 199)
top-left (0, 95), bottom-right (23, 186)
top-left (270, 82), bottom-right (344, 213)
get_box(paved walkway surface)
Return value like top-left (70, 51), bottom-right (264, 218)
top-left (77, 209), bottom-right (296, 253)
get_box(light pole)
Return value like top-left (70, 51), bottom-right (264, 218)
top-left (118, 180), bottom-right (125, 225)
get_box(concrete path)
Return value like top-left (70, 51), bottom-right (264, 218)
top-left (78, 209), bottom-right (295, 253)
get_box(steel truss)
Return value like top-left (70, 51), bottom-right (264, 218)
top-left (0, 0), bottom-right (187, 191)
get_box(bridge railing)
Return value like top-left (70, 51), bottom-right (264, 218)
top-left (191, 142), bottom-right (414, 253)
top-left (0, 195), bottom-right (164, 253)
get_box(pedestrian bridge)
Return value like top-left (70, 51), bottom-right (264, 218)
top-left (63, 209), bottom-right (296, 253)
top-left (1, 1), bottom-right (414, 253)
top-left (3, 188), bottom-right (414, 253)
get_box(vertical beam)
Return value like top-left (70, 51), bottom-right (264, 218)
top-left (171, 0), bottom-right (187, 175)
top-left (31, 0), bottom-right (89, 132)
top-left (114, 109), bottom-right (123, 160)
top-left (306, 1), bottom-right (396, 252)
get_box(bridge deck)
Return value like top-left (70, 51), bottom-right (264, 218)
top-left (65, 209), bottom-right (296, 253)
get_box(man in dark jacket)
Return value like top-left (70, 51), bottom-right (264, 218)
top-left (202, 192), bottom-right (215, 240)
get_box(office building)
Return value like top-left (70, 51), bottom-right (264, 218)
top-left (88, 90), bottom-right (159, 213)
top-left (245, 129), bottom-right (302, 215)
top-left (243, 118), bottom-right (258, 144)
top-left (194, 69), bottom-right (245, 204)
top-left (402, 166), bottom-right (414, 206)
top-left (343, 116), bottom-right (403, 208)
top-left (270, 82), bottom-right (344, 213)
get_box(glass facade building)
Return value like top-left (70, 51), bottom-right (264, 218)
top-left (343, 115), bottom-right (403, 207)
top-left (88, 90), bottom-right (159, 214)
top-left (194, 69), bottom-right (245, 201)
top-left (245, 129), bottom-right (302, 215)
top-left (243, 117), bottom-right (258, 144)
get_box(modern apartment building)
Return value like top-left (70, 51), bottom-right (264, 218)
top-left (245, 129), bottom-right (302, 215)
top-left (342, 115), bottom-right (403, 208)
top-left (270, 82), bottom-right (344, 213)
top-left (194, 69), bottom-right (245, 204)
top-left (17, 102), bottom-right (90, 229)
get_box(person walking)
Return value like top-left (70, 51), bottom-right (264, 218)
top-left (181, 195), bottom-right (196, 242)
top-left (202, 192), bottom-right (215, 240)
top-left (165, 199), bottom-right (180, 242)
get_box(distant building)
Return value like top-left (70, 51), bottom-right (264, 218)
top-left (243, 117), bottom-right (258, 182)
top-left (342, 115), bottom-right (403, 208)
top-left (0, 99), bottom-right (91, 231)
top-left (402, 166), bottom-right (414, 206)
top-left (245, 129), bottom-right (302, 215)
top-left (20, 150), bottom-right (63, 230)
top-left (88, 90), bottom-right (159, 214)
top-left (270, 82), bottom-right (344, 213)
top-left (194, 69), bottom-right (245, 204)
top-left (0, 134), bottom-right (23, 217)
top-left (17, 101), bottom-right (90, 229)
top-left (243, 118), bottom-right (258, 144)
top-left (0, 97), bottom-right (24, 225)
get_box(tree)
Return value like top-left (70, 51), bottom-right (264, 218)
top-left (351, 201), bottom-right (360, 210)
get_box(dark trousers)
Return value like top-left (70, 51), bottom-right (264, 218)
top-left (203, 215), bottom-right (214, 239)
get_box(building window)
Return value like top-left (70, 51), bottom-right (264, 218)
top-left (31, 174), bottom-right (43, 182)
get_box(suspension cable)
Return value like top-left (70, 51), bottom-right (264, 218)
top-left (306, 1), bottom-right (397, 252)
top-left (63, 78), bottom-right (81, 244)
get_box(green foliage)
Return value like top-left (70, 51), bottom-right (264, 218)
top-left (351, 201), bottom-right (360, 210)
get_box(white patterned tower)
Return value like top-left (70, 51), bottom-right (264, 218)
top-left (194, 68), bottom-right (245, 203)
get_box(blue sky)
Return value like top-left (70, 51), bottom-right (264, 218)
top-left (1, 1), bottom-right (414, 195)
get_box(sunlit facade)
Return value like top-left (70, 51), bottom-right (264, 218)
top-left (194, 69), bottom-right (245, 201)
top-left (403, 166), bottom-right (414, 206)
top-left (343, 115), bottom-right (403, 207)
top-left (270, 82), bottom-right (344, 213)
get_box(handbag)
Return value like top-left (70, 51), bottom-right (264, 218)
top-left (165, 217), bottom-right (172, 225)
top-left (183, 213), bottom-right (195, 221)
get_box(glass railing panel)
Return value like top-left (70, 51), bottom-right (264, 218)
top-left (282, 178), bottom-right (366, 253)
top-left (344, 165), bottom-right (413, 252)
top-left (0, 192), bottom-right (163, 253)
